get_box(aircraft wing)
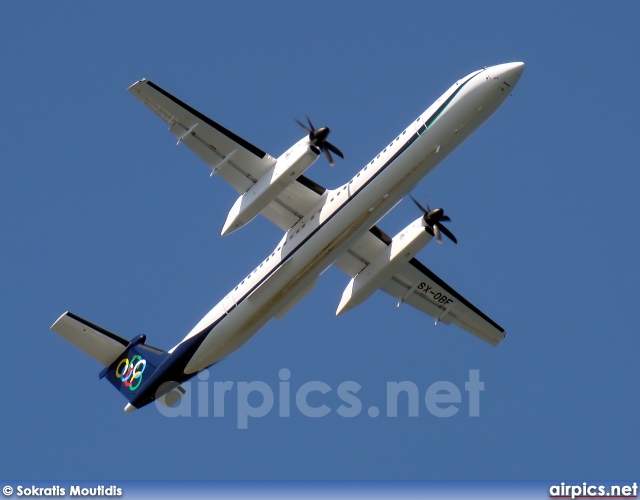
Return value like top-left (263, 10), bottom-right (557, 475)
top-left (128, 79), bottom-right (326, 231)
top-left (335, 228), bottom-right (506, 346)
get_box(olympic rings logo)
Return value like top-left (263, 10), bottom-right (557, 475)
top-left (115, 354), bottom-right (147, 391)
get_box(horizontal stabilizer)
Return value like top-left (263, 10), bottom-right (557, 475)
top-left (51, 312), bottom-right (130, 366)
top-left (51, 312), bottom-right (170, 406)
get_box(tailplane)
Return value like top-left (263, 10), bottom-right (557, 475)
top-left (51, 312), bottom-right (186, 412)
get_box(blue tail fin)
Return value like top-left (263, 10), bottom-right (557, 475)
top-left (100, 335), bottom-right (168, 402)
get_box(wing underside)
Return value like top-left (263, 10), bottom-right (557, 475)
top-left (128, 79), bottom-right (325, 231)
top-left (335, 228), bottom-right (506, 346)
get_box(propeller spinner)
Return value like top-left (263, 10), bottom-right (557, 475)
top-left (410, 195), bottom-right (457, 245)
top-left (295, 115), bottom-right (344, 166)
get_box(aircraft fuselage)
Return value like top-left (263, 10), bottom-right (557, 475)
top-left (180, 63), bottom-right (523, 372)
top-left (124, 62), bottom-right (524, 411)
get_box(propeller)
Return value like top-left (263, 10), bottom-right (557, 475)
top-left (295, 115), bottom-right (344, 166)
top-left (409, 195), bottom-right (457, 245)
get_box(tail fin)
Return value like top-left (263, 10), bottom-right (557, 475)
top-left (99, 334), bottom-right (168, 401)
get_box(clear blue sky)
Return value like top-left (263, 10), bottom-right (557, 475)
top-left (2, 2), bottom-right (638, 480)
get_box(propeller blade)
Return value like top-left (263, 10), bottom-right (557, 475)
top-left (409, 195), bottom-right (428, 215)
top-left (295, 115), bottom-right (343, 166)
top-left (295, 117), bottom-right (311, 134)
top-left (437, 223), bottom-right (458, 245)
top-left (433, 224), bottom-right (442, 244)
top-left (324, 141), bottom-right (344, 159)
top-left (409, 194), bottom-right (456, 244)
top-left (306, 115), bottom-right (316, 132)
top-left (322, 147), bottom-right (335, 166)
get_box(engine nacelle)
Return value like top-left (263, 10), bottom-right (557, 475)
top-left (336, 216), bottom-right (433, 315)
top-left (221, 138), bottom-right (319, 235)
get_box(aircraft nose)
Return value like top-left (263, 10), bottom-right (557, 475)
top-left (500, 62), bottom-right (524, 87)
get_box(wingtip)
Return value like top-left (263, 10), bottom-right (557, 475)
top-left (127, 78), bottom-right (149, 92)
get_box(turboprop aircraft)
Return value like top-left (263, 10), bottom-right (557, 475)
top-left (51, 62), bottom-right (524, 412)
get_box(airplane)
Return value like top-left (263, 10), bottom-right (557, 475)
top-left (51, 62), bottom-right (524, 412)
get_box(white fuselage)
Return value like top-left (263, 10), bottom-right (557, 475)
top-left (173, 63), bottom-right (524, 374)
